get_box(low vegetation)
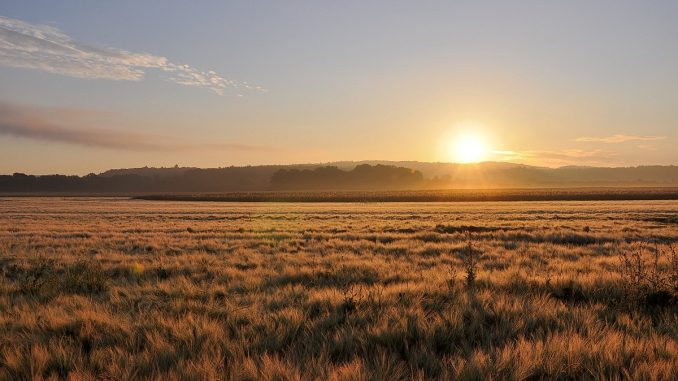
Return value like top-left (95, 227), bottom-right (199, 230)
top-left (617, 243), bottom-right (677, 309)
top-left (134, 187), bottom-right (678, 202)
top-left (0, 197), bottom-right (676, 380)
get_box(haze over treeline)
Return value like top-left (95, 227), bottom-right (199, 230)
top-left (1, 162), bottom-right (678, 194)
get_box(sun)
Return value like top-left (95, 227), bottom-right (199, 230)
top-left (453, 135), bottom-right (486, 163)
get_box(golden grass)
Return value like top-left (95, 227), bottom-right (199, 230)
top-left (0, 197), bottom-right (676, 380)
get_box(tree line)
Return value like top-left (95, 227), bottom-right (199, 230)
top-left (0, 164), bottom-right (425, 193)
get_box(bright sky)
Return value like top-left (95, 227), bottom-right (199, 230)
top-left (1, 1), bottom-right (676, 174)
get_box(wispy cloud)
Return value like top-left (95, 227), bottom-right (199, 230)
top-left (575, 134), bottom-right (665, 143)
top-left (0, 102), bottom-right (270, 151)
top-left (0, 16), bottom-right (264, 95)
top-left (637, 144), bottom-right (658, 151)
top-left (489, 149), bottom-right (522, 161)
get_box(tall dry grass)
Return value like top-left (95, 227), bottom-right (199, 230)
top-left (0, 197), bottom-right (676, 380)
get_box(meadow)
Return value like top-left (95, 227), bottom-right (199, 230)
top-left (0, 197), bottom-right (676, 380)
top-left (134, 187), bottom-right (678, 202)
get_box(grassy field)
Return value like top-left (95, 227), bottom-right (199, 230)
top-left (0, 197), bottom-right (676, 380)
top-left (133, 187), bottom-right (678, 202)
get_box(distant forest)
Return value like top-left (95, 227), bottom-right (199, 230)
top-left (271, 165), bottom-right (423, 190)
top-left (2, 162), bottom-right (678, 193)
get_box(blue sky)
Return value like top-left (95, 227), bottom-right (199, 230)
top-left (1, 1), bottom-right (677, 174)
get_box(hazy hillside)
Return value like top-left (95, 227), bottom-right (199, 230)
top-left (1, 162), bottom-right (678, 193)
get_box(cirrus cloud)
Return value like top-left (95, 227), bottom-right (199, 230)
top-left (0, 16), bottom-right (265, 95)
top-left (575, 134), bottom-right (666, 143)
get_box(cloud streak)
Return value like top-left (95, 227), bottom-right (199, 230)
top-left (0, 102), bottom-right (270, 151)
top-left (575, 134), bottom-right (666, 143)
top-left (0, 16), bottom-right (264, 95)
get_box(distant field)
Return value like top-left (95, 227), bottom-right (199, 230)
top-left (133, 187), bottom-right (678, 202)
top-left (0, 198), bottom-right (676, 380)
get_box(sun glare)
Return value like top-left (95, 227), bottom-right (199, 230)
top-left (453, 135), bottom-right (486, 163)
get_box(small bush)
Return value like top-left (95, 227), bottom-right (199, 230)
top-left (18, 256), bottom-right (59, 297)
top-left (18, 258), bottom-right (108, 297)
top-left (61, 259), bottom-right (109, 294)
top-left (339, 284), bottom-right (363, 316)
top-left (461, 231), bottom-right (482, 287)
top-left (617, 243), bottom-right (677, 309)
